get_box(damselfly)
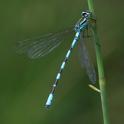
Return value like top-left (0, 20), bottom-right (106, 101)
top-left (16, 11), bottom-right (96, 108)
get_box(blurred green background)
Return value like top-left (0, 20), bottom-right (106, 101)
top-left (0, 0), bottom-right (124, 124)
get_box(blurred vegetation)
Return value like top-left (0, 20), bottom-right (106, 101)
top-left (0, 0), bottom-right (124, 124)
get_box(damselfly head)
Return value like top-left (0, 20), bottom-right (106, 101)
top-left (81, 11), bottom-right (91, 18)
top-left (74, 11), bottom-right (91, 32)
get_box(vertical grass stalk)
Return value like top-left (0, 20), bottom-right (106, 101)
top-left (87, 0), bottom-right (110, 124)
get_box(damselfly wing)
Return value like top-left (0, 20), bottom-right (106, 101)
top-left (78, 34), bottom-right (96, 83)
top-left (16, 27), bottom-right (74, 59)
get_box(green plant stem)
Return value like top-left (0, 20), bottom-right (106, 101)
top-left (87, 0), bottom-right (110, 124)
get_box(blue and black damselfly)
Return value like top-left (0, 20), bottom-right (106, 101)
top-left (16, 11), bottom-right (96, 108)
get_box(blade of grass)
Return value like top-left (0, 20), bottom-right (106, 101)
top-left (87, 0), bottom-right (110, 124)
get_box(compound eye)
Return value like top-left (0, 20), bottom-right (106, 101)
top-left (81, 11), bottom-right (90, 18)
top-left (81, 12), bottom-right (87, 17)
